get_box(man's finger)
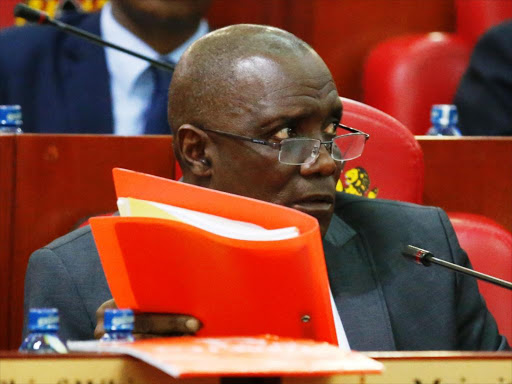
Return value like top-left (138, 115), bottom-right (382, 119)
top-left (134, 314), bottom-right (201, 335)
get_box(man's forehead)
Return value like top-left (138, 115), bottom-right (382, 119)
top-left (216, 55), bottom-right (340, 134)
top-left (229, 53), bottom-right (333, 102)
top-left (233, 56), bottom-right (282, 86)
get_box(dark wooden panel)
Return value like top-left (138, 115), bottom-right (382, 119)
top-left (0, 135), bottom-right (15, 350)
top-left (418, 137), bottom-right (512, 233)
top-left (9, 134), bottom-right (175, 349)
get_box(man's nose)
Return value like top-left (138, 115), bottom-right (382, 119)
top-left (299, 144), bottom-right (337, 177)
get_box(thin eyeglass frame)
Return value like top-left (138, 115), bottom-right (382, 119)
top-left (196, 123), bottom-right (370, 165)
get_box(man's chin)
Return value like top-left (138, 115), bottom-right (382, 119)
top-left (289, 204), bottom-right (334, 238)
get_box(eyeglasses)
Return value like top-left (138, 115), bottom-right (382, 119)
top-left (197, 123), bottom-right (370, 165)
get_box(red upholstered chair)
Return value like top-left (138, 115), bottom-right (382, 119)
top-left (363, 33), bottom-right (471, 135)
top-left (448, 212), bottom-right (512, 342)
top-left (362, 0), bottom-right (512, 135)
top-left (339, 97), bottom-right (424, 204)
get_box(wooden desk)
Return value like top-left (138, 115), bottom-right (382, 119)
top-left (1, 352), bottom-right (511, 384)
top-left (418, 136), bottom-right (512, 232)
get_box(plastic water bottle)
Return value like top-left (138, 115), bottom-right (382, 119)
top-left (19, 308), bottom-right (68, 353)
top-left (427, 104), bottom-right (461, 136)
top-left (100, 309), bottom-right (135, 342)
top-left (0, 105), bottom-right (23, 134)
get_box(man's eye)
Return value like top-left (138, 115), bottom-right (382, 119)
top-left (272, 127), bottom-right (294, 140)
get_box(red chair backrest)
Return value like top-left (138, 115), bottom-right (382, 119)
top-left (448, 212), bottom-right (512, 342)
top-left (340, 97), bottom-right (424, 204)
top-left (456, 0), bottom-right (512, 47)
top-left (363, 33), bottom-right (471, 135)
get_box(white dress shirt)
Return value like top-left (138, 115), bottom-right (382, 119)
top-left (331, 290), bottom-right (350, 350)
top-left (100, 2), bottom-right (209, 135)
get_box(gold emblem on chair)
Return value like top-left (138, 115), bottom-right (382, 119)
top-left (336, 166), bottom-right (378, 199)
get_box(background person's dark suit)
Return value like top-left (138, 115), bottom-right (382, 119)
top-left (454, 21), bottom-right (512, 136)
top-left (22, 193), bottom-right (509, 350)
top-left (0, 12), bottom-right (113, 134)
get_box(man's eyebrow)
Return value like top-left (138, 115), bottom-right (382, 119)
top-left (258, 110), bottom-right (311, 131)
top-left (258, 99), bottom-right (343, 132)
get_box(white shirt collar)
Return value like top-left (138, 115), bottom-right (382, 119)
top-left (101, 1), bottom-right (208, 91)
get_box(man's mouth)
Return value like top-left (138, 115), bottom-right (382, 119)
top-left (290, 195), bottom-right (335, 216)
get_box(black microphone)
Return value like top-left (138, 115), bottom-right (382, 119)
top-left (402, 245), bottom-right (512, 290)
top-left (14, 3), bottom-right (51, 24)
top-left (13, 3), bottom-right (174, 73)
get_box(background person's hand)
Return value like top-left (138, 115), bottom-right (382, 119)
top-left (94, 298), bottom-right (202, 339)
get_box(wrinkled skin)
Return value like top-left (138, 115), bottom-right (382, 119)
top-left (181, 53), bottom-right (344, 236)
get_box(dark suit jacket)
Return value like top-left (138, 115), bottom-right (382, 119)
top-left (0, 12), bottom-right (113, 133)
top-left (454, 21), bottom-right (512, 136)
top-left (23, 193), bottom-right (509, 350)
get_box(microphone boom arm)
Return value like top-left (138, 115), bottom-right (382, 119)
top-left (402, 245), bottom-right (512, 290)
top-left (13, 3), bottom-right (174, 72)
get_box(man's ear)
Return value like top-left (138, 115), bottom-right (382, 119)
top-left (175, 124), bottom-right (213, 178)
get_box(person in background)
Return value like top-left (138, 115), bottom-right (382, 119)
top-left (23, 24), bottom-right (509, 351)
top-left (454, 21), bottom-right (512, 136)
top-left (0, 0), bottom-right (211, 134)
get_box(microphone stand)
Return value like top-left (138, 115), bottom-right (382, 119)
top-left (13, 3), bottom-right (174, 72)
top-left (402, 245), bottom-right (512, 290)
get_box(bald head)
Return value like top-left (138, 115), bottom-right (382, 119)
top-left (168, 25), bottom-right (342, 236)
top-left (168, 24), bottom-right (320, 133)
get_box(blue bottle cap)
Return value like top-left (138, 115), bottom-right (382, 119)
top-left (431, 104), bottom-right (458, 126)
top-left (28, 308), bottom-right (59, 332)
top-left (104, 309), bottom-right (134, 332)
top-left (0, 105), bottom-right (22, 126)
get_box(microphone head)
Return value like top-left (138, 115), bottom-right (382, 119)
top-left (401, 245), bottom-right (433, 266)
top-left (14, 3), bottom-right (50, 24)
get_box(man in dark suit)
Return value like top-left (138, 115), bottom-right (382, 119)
top-left (0, 0), bottom-right (210, 134)
top-left (454, 21), bottom-right (512, 136)
top-left (23, 24), bottom-right (509, 350)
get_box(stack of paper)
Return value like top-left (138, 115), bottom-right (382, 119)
top-left (117, 197), bottom-right (300, 241)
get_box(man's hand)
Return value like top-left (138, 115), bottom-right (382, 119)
top-left (94, 299), bottom-right (202, 339)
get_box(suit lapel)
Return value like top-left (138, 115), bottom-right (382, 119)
top-left (323, 214), bottom-right (396, 351)
top-left (59, 12), bottom-right (113, 134)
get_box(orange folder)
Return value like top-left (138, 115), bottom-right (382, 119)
top-left (90, 168), bottom-right (337, 344)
